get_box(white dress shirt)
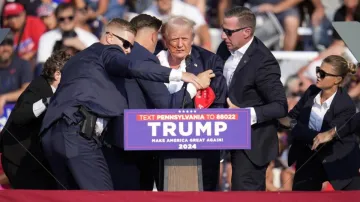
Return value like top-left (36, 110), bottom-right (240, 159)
top-left (33, 85), bottom-right (56, 117)
top-left (309, 91), bottom-right (337, 131)
top-left (223, 37), bottom-right (257, 125)
top-left (157, 50), bottom-right (197, 98)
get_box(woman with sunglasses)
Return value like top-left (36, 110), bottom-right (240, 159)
top-left (279, 55), bottom-right (360, 191)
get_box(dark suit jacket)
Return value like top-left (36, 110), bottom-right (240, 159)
top-left (0, 76), bottom-right (53, 168)
top-left (288, 85), bottom-right (360, 190)
top-left (217, 37), bottom-right (288, 166)
top-left (40, 42), bottom-right (173, 134)
top-left (130, 44), bottom-right (227, 110)
top-left (106, 43), bottom-right (227, 148)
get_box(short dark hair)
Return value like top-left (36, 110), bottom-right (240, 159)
top-left (106, 18), bottom-right (137, 35)
top-left (224, 6), bottom-right (256, 35)
top-left (130, 14), bottom-right (162, 32)
top-left (42, 49), bottom-right (72, 83)
top-left (54, 3), bottom-right (75, 18)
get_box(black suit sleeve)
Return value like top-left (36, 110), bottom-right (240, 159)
top-left (292, 100), bottom-right (356, 144)
top-left (253, 58), bottom-right (288, 123)
top-left (288, 85), bottom-right (319, 119)
top-left (102, 46), bottom-right (172, 82)
top-left (11, 90), bottom-right (39, 125)
top-left (336, 112), bottom-right (360, 138)
top-left (209, 55), bottom-right (227, 108)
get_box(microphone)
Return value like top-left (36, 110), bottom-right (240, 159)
top-left (181, 55), bottom-right (192, 109)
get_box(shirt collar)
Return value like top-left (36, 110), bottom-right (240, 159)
top-left (232, 37), bottom-right (254, 56)
top-left (157, 49), bottom-right (191, 72)
top-left (50, 85), bottom-right (56, 93)
top-left (314, 91), bottom-right (337, 109)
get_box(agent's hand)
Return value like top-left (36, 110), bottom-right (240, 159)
top-left (196, 70), bottom-right (215, 89)
top-left (312, 128), bottom-right (336, 150)
top-left (0, 96), bottom-right (7, 116)
top-left (227, 98), bottom-right (239, 109)
top-left (181, 72), bottom-right (203, 89)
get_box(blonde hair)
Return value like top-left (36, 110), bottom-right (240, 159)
top-left (323, 55), bottom-right (357, 76)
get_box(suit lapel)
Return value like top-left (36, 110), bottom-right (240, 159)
top-left (187, 48), bottom-right (203, 75)
top-left (228, 39), bottom-right (254, 90)
top-left (301, 93), bottom-right (318, 126)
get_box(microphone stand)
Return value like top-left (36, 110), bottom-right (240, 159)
top-left (181, 55), bottom-right (192, 109)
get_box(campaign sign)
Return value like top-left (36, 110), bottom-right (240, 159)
top-left (124, 109), bottom-right (251, 151)
top-left (0, 104), bottom-right (15, 132)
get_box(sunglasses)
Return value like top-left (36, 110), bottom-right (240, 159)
top-left (222, 27), bottom-right (249, 37)
top-left (316, 66), bottom-right (341, 79)
top-left (106, 32), bottom-right (133, 49)
top-left (58, 16), bottom-right (74, 22)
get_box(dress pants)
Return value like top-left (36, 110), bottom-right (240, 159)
top-left (293, 158), bottom-right (360, 191)
top-left (41, 118), bottom-right (113, 190)
top-left (230, 150), bottom-right (268, 191)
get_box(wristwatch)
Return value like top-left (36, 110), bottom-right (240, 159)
top-left (42, 98), bottom-right (49, 107)
top-left (289, 119), bottom-right (297, 130)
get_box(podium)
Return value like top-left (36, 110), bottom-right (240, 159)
top-left (124, 108), bottom-right (251, 191)
top-left (163, 158), bottom-right (203, 191)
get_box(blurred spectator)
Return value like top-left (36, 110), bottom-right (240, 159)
top-left (127, 0), bottom-right (153, 14)
top-left (75, 4), bottom-right (104, 38)
top-left (228, 0), bottom-right (302, 51)
top-left (11, 0), bottom-right (43, 16)
top-left (0, 32), bottom-right (32, 116)
top-left (37, 3), bottom-right (98, 64)
top-left (104, 0), bottom-right (127, 20)
top-left (37, 3), bottom-right (57, 30)
top-left (183, 0), bottom-right (206, 17)
top-left (298, 0), bottom-right (360, 92)
top-left (74, 0), bottom-right (110, 21)
top-left (2, 2), bottom-right (46, 63)
top-left (266, 130), bottom-right (294, 191)
top-left (311, 0), bottom-right (333, 50)
top-left (143, 0), bottom-right (212, 51)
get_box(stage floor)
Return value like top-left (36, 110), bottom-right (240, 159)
top-left (0, 190), bottom-right (358, 202)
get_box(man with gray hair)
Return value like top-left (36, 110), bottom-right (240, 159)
top-left (156, 15), bottom-right (228, 191)
top-left (217, 6), bottom-right (287, 191)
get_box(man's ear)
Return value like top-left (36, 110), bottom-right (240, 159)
top-left (151, 31), bottom-right (157, 44)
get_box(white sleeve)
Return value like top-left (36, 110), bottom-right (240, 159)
top-left (246, 107), bottom-right (257, 126)
top-left (169, 69), bottom-right (183, 82)
top-left (186, 83), bottom-right (197, 98)
top-left (33, 99), bottom-right (46, 117)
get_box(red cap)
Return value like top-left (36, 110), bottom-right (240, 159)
top-left (3, 3), bottom-right (25, 17)
top-left (194, 87), bottom-right (216, 109)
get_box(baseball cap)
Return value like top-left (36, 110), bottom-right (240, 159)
top-left (37, 3), bottom-right (55, 17)
top-left (0, 31), bottom-right (14, 46)
top-left (3, 3), bottom-right (25, 17)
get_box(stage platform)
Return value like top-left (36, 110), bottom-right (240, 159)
top-left (0, 190), bottom-right (358, 202)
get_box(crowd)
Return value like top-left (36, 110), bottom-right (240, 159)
top-left (0, 0), bottom-right (359, 192)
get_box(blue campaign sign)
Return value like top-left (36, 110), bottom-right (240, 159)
top-left (0, 104), bottom-right (15, 131)
top-left (123, 108), bottom-right (251, 151)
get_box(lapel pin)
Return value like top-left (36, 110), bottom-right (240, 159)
top-left (194, 63), bottom-right (198, 67)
